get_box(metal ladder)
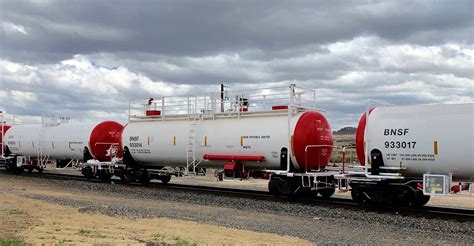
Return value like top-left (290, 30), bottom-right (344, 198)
top-left (36, 127), bottom-right (49, 169)
top-left (186, 114), bottom-right (202, 175)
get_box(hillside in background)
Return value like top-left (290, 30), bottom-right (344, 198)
top-left (333, 127), bottom-right (356, 135)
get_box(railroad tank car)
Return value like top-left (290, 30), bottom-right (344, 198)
top-left (4, 121), bottom-right (123, 171)
top-left (352, 103), bottom-right (474, 206)
top-left (122, 111), bottom-right (333, 171)
top-left (122, 110), bottom-right (334, 195)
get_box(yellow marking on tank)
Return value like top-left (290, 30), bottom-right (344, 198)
top-left (147, 136), bottom-right (150, 145)
top-left (240, 136), bottom-right (243, 146)
top-left (204, 136), bottom-right (208, 146)
top-left (434, 141), bottom-right (438, 155)
top-left (173, 136), bottom-right (176, 146)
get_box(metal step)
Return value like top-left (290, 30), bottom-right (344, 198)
top-left (185, 114), bottom-right (203, 176)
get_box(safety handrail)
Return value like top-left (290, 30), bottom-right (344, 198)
top-left (128, 84), bottom-right (318, 120)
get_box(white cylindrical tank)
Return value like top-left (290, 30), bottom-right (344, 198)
top-left (5, 121), bottom-right (123, 162)
top-left (356, 103), bottom-right (474, 182)
top-left (122, 110), bottom-right (333, 171)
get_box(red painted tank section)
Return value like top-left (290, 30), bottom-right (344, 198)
top-left (292, 112), bottom-right (333, 171)
top-left (272, 105), bottom-right (288, 110)
top-left (203, 154), bottom-right (265, 162)
top-left (355, 109), bottom-right (374, 165)
top-left (146, 110), bottom-right (161, 116)
top-left (0, 124), bottom-right (11, 153)
top-left (89, 121), bottom-right (124, 161)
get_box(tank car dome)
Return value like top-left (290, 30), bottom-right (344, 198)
top-left (292, 111), bottom-right (333, 171)
top-left (355, 109), bottom-right (373, 165)
top-left (89, 121), bottom-right (124, 161)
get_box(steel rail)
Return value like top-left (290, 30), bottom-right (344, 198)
top-left (0, 169), bottom-right (472, 221)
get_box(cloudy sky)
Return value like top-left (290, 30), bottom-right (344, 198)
top-left (1, 0), bottom-right (473, 129)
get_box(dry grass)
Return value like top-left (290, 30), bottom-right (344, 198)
top-left (0, 177), bottom-right (311, 245)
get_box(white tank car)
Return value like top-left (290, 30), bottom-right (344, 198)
top-left (356, 103), bottom-right (474, 182)
top-left (6, 123), bottom-right (92, 160)
top-left (4, 121), bottom-right (124, 162)
top-left (120, 85), bottom-right (336, 197)
top-left (122, 110), bottom-right (333, 171)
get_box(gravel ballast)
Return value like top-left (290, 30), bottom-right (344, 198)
top-left (1, 173), bottom-right (473, 245)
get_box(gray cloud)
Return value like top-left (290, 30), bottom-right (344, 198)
top-left (1, 0), bottom-right (472, 63)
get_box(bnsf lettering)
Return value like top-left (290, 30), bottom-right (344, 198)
top-left (384, 128), bottom-right (409, 136)
top-left (129, 136), bottom-right (139, 141)
top-left (130, 142), bottom-right (142, 148)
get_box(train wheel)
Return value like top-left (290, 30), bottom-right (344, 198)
top-left (319, 187), bottom-right (336, 198)
top-left (352, 188), bottom-right (390, 207)
top-left (138, 169), bottom-right (151, 185)
top-left (350, 188), bottom-right (367, 205)
top-left (99, 169), bottom-right (112, 182)
top-left (119, 173), bottom-right (127, 183)
top-left (82, 166), bottom-right (94, 180)
top-left (27, 166), bottom-right (33, 173)
top-left (392, 186), bottom-right (415, 207)
top-left (159, 175), bottom-right (171, 184)
top-left (121, 169), bottom-right (135, 183)
top-left (268, 176), bottom-right (292, 197)
top-left (37, 167), bottom-right (44, 173)
top-left (413, 191), bottom-right (430, 207)
top-left (13, 166), bottom-right (23, 174)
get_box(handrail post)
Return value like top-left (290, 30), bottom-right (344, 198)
top-left (263, 95), bottom-right (266, 111)
top-left (187, 96), bottom-right (190, 119)
top-left (162, 97), bottom-right (165, 121)
top-left (364, 102), bottom-right (370, 175)
top-left (342, 146), bottom-right (346, 174)
top-left (1, 112), bottom-right (4, 158)
top-left (313, 89), bottom-right (316, 110)
top-left (195, 96), bottom-right (198, 115)
top-left (128, 100), bottom-right (131, 121)
top-left (236, 95), bottom-right (240, 119)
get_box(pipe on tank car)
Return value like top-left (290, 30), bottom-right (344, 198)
top-left (304, 144), bottom-right (334, 174)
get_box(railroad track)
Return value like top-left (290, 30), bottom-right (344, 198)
top-left (1, 169), bottom-right (473, 221)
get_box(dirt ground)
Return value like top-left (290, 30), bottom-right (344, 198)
top-left (0, 178), bottom-right (310, 245)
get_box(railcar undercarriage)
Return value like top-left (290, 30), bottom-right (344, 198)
top-left (350, 179), bottom-right (430, 207)
top-left (268, 173), bottom-right (336, 198)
